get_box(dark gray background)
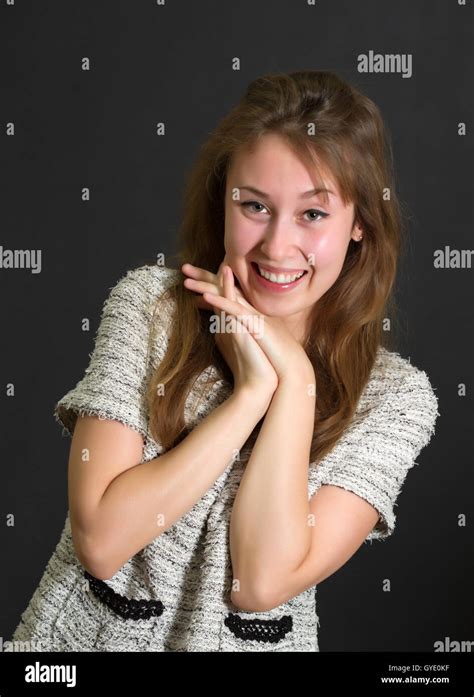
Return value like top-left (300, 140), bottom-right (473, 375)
top-left (1, 0), bottom-right (472, 652)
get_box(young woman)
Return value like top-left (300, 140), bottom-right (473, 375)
top-left (11, 70), bottom-right (439, 652)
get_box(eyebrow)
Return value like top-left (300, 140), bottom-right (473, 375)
top-left (236, 185), bottom-right (335, 199)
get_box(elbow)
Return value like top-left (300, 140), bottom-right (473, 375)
top-left (82, 558), bottom-right (115, 582)
top-left (71, 525), bottom-right (115, 581)
top-left (79, 548), bottom-right (116, 582)
top-left (230, 576), bottom-right (283, 613)
top-left (83, 563), bottom-right (113, 582)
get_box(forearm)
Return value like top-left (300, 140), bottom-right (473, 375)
top-left (90, 388), bottom-right (269, 579)
top-left (229, 371), bottom-right (316, 602)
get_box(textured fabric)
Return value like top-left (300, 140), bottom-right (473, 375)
top-left (11, 264), bottom-right (440, 652)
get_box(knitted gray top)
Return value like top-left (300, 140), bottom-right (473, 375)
top-left (11, 264), bottom-right (440, 652)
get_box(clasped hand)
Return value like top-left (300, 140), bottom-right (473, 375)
top-left (181, 256), bottom-right (315, 401)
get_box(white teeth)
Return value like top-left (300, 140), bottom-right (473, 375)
top-left (257, 264), bottom-right (305, 284)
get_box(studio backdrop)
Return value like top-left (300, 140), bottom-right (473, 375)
top-left (1, 0), bottom-right (472, 655)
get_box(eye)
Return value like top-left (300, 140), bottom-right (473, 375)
top-left (240, 201), bottom-right (269, 214)
top-left (240, 201), bottom-right (329, 223)
top-left (304, 209), bottom-right (329, 223)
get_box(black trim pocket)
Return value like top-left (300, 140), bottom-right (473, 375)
top-left (84, 570), bottom-right (164, 621)
top-left (224, 612), bottom-right (293, 644)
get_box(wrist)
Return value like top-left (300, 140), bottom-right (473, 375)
top-left (278, 369), bottom-right (316, 396)
top-left (233, 384), bottom-right (274, 417)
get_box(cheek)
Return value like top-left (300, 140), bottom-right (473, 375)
top-left (224, 214), bottom-right (258, 256)
top-left (307, 234), bottom-right (348, 270)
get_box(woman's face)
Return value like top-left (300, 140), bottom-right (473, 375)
top-left (224, 132), bottom-right (362, 344)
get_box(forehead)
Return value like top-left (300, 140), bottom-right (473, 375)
top-left (227, 133), bottom-right (340, 199)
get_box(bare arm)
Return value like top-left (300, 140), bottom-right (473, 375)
top-left (70, 387), bottom-right (269, 580)
top-left (229, 372), bottom-right (380, 614)
top-left (229, 371), bottom-right (316, 610)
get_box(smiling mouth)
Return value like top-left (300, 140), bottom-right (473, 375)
top-left (251, 261), bottom-right (308, 283)
top-left (250, 261), bottom-right (309, 292)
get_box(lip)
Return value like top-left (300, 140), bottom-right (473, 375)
top-left (253, 262), bottom-right (308, 274)
top-left (250, 261), bottom-right (308, 293)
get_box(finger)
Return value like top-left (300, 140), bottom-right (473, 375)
top-left (202, 292), bottom-right (260, 326)
top-left (217, 253), bottom-right (229, 278)
top-left (217, 262), bottom-right (225, 291)
top-left (222, 280), bottom-right (254, 311)
top-left (204, 292), bottom-right (272, 363)
top-left (218, 255), bottom-right (236, 293)
top-left (234, 291), bottom-right (255, 311)
top-left (181, 263), bottom-right (217, 285)
top-left (222, 266), bottom-right (236, 303)
top-left (184, 277), bottom-right (220, 296)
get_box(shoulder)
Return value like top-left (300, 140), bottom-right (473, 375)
top-left (111, 263), bottom-right (181, 301)
top-left (374, 346), bottom-right (437, 394)
top-left (104, 264), bottom-right (181, 321)
top-left (363, 346), bottom-right (440, 434)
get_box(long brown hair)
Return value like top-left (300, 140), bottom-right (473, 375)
top-left (145, 70), bottom-right (407, 465)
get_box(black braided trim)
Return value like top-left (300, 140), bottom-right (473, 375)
top-left (224, 613), bottom-right (293, 643)
top-left (84, 570), bottom-right (164, 621)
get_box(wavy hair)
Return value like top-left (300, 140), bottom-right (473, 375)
top-left (144, 70), bottom-right (407, 465)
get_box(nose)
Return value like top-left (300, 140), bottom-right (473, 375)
top-left (259, 216), bottom-right (299, 262)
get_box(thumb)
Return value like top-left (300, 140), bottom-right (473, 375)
top-left (218, 253), bottom-right (230, 275)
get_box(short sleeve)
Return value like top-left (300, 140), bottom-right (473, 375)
top-left (308, 368), bottom-right (440, 542)
top-left (53, 266), bottom-right (163, 440)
